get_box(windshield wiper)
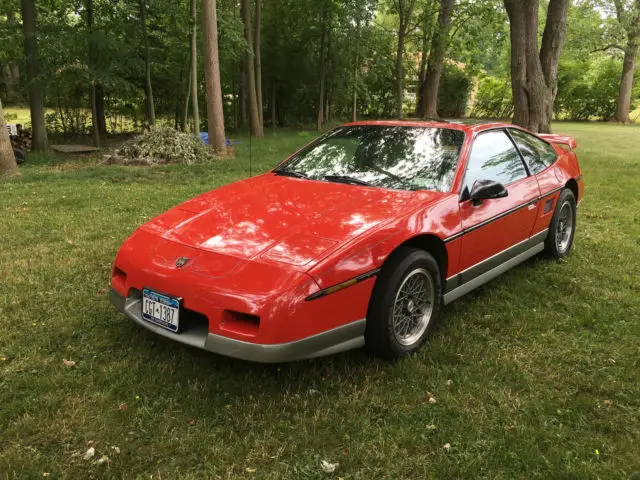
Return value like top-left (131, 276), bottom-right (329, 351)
top-left (274, 168), bottom-right (307, 179)
top-left (323, 175), bottom-right (375, 187)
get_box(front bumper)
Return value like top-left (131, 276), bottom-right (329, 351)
top-left (109, 289), bottom-right (365, 363)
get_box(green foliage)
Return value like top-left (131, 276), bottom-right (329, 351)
top-left (437, 62), bottom-right (470, 118)
top-left (115, 126), bottom-right (217, 165)
top-left (555, 56), bottom-right (640, 121)
top-left (2, 0), bottom-right (639, 136)
top-left (471, 74), bottom-right (513, 120)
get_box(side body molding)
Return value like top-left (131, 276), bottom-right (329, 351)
top-left (443, 230), bottom-right (548, 304)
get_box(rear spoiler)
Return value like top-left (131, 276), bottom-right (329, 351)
top-left (539, 134), bottom-right (577, 150)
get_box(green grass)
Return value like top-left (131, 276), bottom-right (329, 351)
top-left (1, 124), bottom-right (639, 479)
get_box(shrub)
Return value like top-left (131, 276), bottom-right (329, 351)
top-left (438, 63), bottom-right (471, 118)
top-left (555, 56), bottom-right (640, 121)
top-left (471, 74), bottom-right (513, 119)
top-left (114, 126), bottom-right (218, 165)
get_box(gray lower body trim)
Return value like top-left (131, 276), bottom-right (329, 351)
top-left (109, 289), bottom-right (365, 363)
top-left (443, 230), bottom-right (547, 305)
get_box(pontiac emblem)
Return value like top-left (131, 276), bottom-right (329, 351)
top-left (175, 257), bottom-right (190, 268)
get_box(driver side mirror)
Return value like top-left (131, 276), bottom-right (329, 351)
top-left (469, 179), bottom-right (508, 205)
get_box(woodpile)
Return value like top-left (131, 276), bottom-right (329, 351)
top-left (8, 125), bottom-right (32, 153)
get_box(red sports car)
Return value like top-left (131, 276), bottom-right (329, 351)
top-left (110, 121), bottom-right (583, 362)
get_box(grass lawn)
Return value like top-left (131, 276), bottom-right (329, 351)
top-left (1, 124), bottom-right (639, 479)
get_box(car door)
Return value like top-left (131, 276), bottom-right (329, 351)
top-left (507, 128), bottom-right (563, 236)
top-left (457, 129), bottom-right (541, 277)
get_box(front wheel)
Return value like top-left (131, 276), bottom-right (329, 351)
top-left (545, 188), bottom-right (577, 258)
top-left (365, 247), bottom-right (442, 360)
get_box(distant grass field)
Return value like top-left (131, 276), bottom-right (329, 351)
top-left (1, 124), bottom-right (639, 479)
top-left (3, 106), bottom-right (33, 124)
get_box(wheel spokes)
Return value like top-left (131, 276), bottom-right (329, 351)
top-left (391, 268), bottom-right (436, 346)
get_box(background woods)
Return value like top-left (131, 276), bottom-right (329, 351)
top-left (1, 0), bottom-right (640, 163)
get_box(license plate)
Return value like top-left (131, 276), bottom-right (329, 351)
top-left (141, 288), bottom-right (180, 332)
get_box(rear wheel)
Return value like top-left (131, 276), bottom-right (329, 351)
top-left (365, 247), bottom-right (442, 360)
top-left (545, 188), bottom-right (577, 258)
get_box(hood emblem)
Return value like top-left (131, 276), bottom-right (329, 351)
top-left (175, 257), bottom-right (190, 268)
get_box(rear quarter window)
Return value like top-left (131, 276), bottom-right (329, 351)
top-left (509, 128), bottom-right (558, 174)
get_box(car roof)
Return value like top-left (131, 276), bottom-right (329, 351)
top-left (342, 119), bottom-right (516, 135)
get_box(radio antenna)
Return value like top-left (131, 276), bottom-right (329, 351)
top-left (249, 126), bottom-right (252, 177)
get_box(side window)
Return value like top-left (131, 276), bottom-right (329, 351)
top-left (509, 128), bottom-right (558, 174)
top-left (463, 130), bottom-right (528, 193)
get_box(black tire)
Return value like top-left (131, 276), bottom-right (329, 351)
top-left (545, 188), bottom-right (577, 259)
top-left (365, 247), bottom-right (442, 360)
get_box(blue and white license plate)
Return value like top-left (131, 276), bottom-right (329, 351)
top-left (141, 288), bottom-right (180, 332)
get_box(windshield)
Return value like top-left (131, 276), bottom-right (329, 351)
top-left (275, 125), bottom-right (465, 192)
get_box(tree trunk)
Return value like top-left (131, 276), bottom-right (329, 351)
top-left (615, 36), bottom-right (639, 123)
top-left (0, 100), bottom-right (19, 175)
top-left (96, 85), bottom-right (106, 133)
top-left (3, 64), bottom-right (18, 100)
top-left (183, 64), bottom-right (192, 132)
top-left (317, 3), bottom-right (328, 130)
top-left (86, 0), bottom-right (106, 136)
top-left (202, 0), bottom-right (227, 151)
top-left (190, 0), bottom-right (200, 136)
top-left (539, 0), bottom-right (570, 131)
top-left (395, 0), bottom-right (416, 119)
top-left (241, 0), bottom-right (263, 137)
top-left (254, 0), bottom-right (264, 128)
top-left (271, 78), bottom-right (277, 129)
top-left (174, 74), bottom-right (182, 130)
top-left (4, 9), bottom-right (21, 102)
top-left (21, 0), bottom-right (48, 151)
top-left (416, 20), bottom-right (430, 117)
top-left (240, 60), bottom-right (247, 128)
top-left (90, 82), bottom-right (101, 147)
top-left (419, 0), bottom-right (454, 118)
top-left (395, 18), bottom-right (405, 119)
top-left (352, 13), bottom-right (361, 123)
top-left (140, 0), bottom-right (155, 127)
top-left (86, 0), bottom-right (100, 146)
top-left (504, 0), bottom-right (569, 133)
top-left (325, 19), bottom-right (332, 124)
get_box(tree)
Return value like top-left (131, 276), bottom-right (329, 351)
top-left (394, 0), bottom-right (417, 119)
top-left (86, 0), bottom-right (100, 147)
top-left (189, 0), bottom-right (200, 135)
top-left (0, 100), bottom-right (19, 175)
top-left (202, 0), bottom-right (227, 151)
top-left (255, 0), bottom-right (264, 127)
top-left (140, 0), bottom-right (155, 127)
top-left (418, 0), bottom-right (454, 118)
top-left (352, 9), bottom-right (361, 122)
top-left (317, 1), bottom-right (330, 130)
top-left (241, 0), bottom-right (263, 136)
top-left (503, 0), bottom-right (570, 133)
top-left (2, 6), bottom-right (22, 103)
top-left (613, 0), bottom-right (640, 122)
top-left (21, 0), bottom-right (48, 151)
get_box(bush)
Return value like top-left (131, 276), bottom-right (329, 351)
top-left (114, 126), bottom-right (218, 165)
top-left (471, 74), bottom-right (513, 119)
top-left (555, 56), bottom-right (640, 121)
top-left (437, 63), bottom-right (471, 118)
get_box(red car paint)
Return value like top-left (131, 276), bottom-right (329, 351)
top-left (111, 121), bottom-right (583, 355)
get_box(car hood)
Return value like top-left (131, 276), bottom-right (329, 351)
top-left (140, 173), bottom-right (442, 269)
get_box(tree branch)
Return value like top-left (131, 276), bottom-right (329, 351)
top-left (590, 43), bottom-right (624, 53)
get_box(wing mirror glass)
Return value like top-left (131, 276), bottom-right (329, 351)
top-left (469, 179), bottom-right (508, 205)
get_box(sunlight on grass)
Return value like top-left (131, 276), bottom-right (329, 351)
top-left (0, 124), bottom-right (639, 478)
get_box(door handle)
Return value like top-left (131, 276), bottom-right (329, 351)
top-left (527, 202), bottom-right (537, 211)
